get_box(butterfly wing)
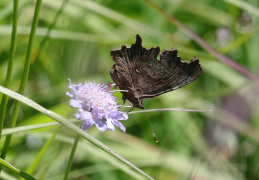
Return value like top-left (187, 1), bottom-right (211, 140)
top-left (140, 50), bottom-right (204, 99)
top-left (110, 35), bottom-right (204, 108)
top-left (110, 35), bottom-right (156, 108)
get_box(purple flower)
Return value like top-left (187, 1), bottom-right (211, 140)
top-left (66, 79), bottom-right (128, 132)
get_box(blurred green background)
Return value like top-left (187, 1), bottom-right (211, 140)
top-left (1, 0), bottom-right (259, 179)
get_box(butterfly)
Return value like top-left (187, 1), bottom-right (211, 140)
top-left (110, 35), bottom-right (204, 109)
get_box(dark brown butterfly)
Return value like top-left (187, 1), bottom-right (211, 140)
top-left (110, 35), bottom-right (204, 109)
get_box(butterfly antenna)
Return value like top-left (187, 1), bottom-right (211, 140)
top-left (143, 106), bottom-right (158, 143)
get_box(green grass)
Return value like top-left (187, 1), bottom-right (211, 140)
top-left (0, 0), bottom-right (259, 179)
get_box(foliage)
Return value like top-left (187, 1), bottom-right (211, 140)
top-left (0, 0), bottom-right (259, 179)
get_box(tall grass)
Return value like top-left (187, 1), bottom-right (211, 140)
top-left (0, 0), bottom-right (259, 179)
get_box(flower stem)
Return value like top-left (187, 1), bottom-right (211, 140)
top-left (64, 134), bottom-right (80, 180)
top-left (35, 0), bottom-right (68, 62)
top-left (0, 158), bottom-right (36, 180)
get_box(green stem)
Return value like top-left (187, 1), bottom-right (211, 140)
top-left (64, 134), bottom-right (80, 180)
top-left (35, 0), bottom-right (68, 62)
top-left (0, 0), bottom-right (42, 163)
top-left (0, 0), bottom-right (19, 141)
top-left (1, 119), bottom-right (79, 136)
top-left (25, 127), bottom-right (60, 176)
top-left (0, 158), bottom-right (37, 180)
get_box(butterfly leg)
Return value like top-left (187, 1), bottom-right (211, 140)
top-left (125, 100), bottom-right (135, 113)
top-left (117, 101), bottom-right (125, 108)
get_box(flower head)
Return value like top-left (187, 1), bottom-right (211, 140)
top-left (66, 79), bottom-right (128, 132)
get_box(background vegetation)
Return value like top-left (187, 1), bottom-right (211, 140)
top-left (0, 0), bottom-right (259, 179)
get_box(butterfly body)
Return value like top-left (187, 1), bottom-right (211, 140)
top-left (110, 35), bottom-right (204, 109)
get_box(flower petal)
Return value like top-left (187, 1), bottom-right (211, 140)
top-left (75, 112), bottom-right (81, 119)
top-left (66, 91), bottom-right (74, 98)
top-left (113, 120), bottom-right (126, 132)
top-left (94, 120), bottom-right (107, 132)
top-left (92, 107), bottom-right (98, 115)
top-left (80, 111), bottom-right (92, 120)
top-left (81, 118), bottom-right (94, 131)
top-left (107, 118), bottom-right (115, 131)
top-left (115, 112), bottom-right (128, 120)
top-left (109, 111), bottom-right (117, 118)
top-left (69, 99), bottom-right (81, 108)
